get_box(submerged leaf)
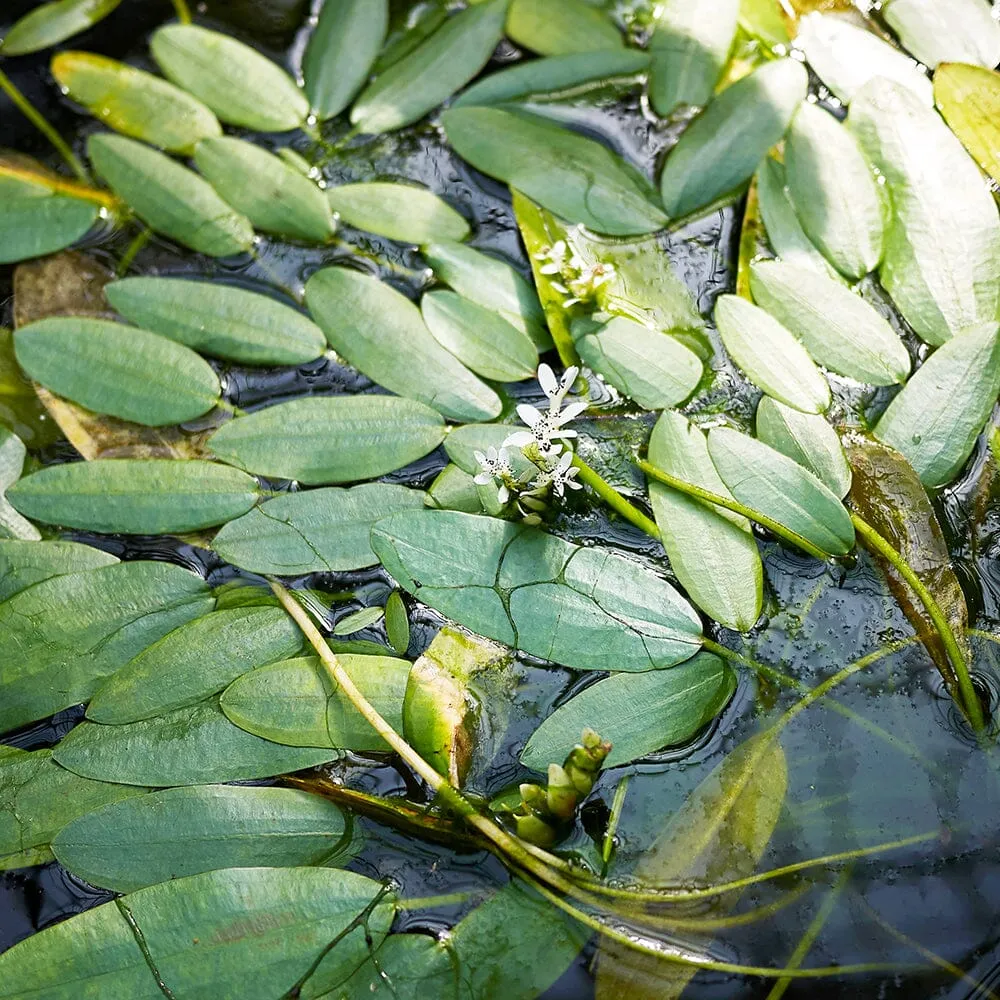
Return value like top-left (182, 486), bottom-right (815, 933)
top-left (0, 328), bottom-right (58, 448)
top-left (328, 182), bottom-right (469, 244)
top-left (934, 62), bottom-right (1000, 186)
top-left (51, 51), bottom-right (221, 154)
top-left (151, 23), bottom-right (308, 132)
top-left (522, 652), bottom-right (735, 770)
top-left (0, 0), bottom-right (123, 56)
top-left (882, 0), bottom-right (1000, 70)
top-left (506, 0), bottom-right (623, 56)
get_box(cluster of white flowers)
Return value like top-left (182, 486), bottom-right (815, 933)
top-left (534, 239), bottom-right (616, 308)
top-left (474, 364), bottom-right (585, 523)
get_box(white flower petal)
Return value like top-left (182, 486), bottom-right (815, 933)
top-left (560, 400), bottom-right (589, 423)
top-left (502, 431), bottom-right (534, 448)
top-left (537, 363), bottom-right (558, 398)
top-left (497, 485), bottom-right (510, 504)
top-left (474, 472), bottom-right (493, 486)
top-left (516, 403), bottom-right (545, 429)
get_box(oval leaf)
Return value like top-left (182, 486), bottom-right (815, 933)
top-left (714, 294), bottom-right (831, 413)
top-left (52, 785), bottom-right (351, 893)
top-left (506, 0), bottom-right (623, 56)
top-left (0, 0), bottom-right (124, 56)
top-left (88, 133), bottom-right (254, 257)
top-left (51, 51), bottom-right (221, 154)
top-left (328, 182), bottom-right (469, 244)
top-left (150, 24), bottom-right (308, 132)
top-left (208, 395), bottom-right (446, 485)
top-left (0, 195), bottom-right (98, 265)
top-left (0, 538), bottom-right (118, 603)
top-left (659, 58), bottom-right (808, 220)
top-left (883, 0), bottom-right (1000, 70)
top-left (522, 652), bottom-right (735, 770)
top-left (0, 428), bottom-right (39, 540)
top-left (14, 316), bottom-right (221, 426)
top-left (305, 267), bottom-right (501, 422)
top-left (105, 277), bottom-right (326, 365)
top-left (934, 62), bottom-right (1000, 186)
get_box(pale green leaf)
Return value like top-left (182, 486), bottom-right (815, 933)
top-left (934, 62), bottom-right (1000, 186)
top-left (0, 0), bottom-right (123, 56)
top-left (506, 0), bottom-right (623, 56)
top-left (328, 182), bottom-right (469, 244)
top-left (0, 196), bottom-right (98, 265)
top-left (333, 605), bottom-right (385, 635)
top-left (0, 428), bottom-right (40, 540)
top-left (883, 0), bottom-right (1000, 70)
top-left (0, 538), bottom-right (118, 603)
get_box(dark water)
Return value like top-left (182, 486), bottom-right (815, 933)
top-left (4, 2), bottom-right (1000, 997)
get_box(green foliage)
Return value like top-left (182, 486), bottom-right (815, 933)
top-left (0, 428), bottom-right (39, 540)
top-left (882, 0), bottom-right (1000, 70)
top-left (934, 62), bottom-right (1000, 185)
top-left (0, 538), bottom-right (118, 602)
top-left (505, 0), bottom-right (623, 56)
top-left (0, 0), bottom-right (124, 56)
top-left (0, 195), bottom-right (98, 265)
top-left (328, 182), bottom-right (469, 244)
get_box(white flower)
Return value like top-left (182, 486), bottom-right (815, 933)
top-left (474, 446), bottom-right (514, 504)
top-left (503, 364), bottom-right (587, 456)
top-left (537, 451), bottom-right (583, 498)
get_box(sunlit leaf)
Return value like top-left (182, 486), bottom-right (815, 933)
top-left (756, 397), bottom-right (851, 498)
top-left (659, 58), bottom-right (807, 219)
top-left (303, 0), bottom-right (388, 120)
top-left (0, 428), bottom-right (39, 540)
top-left (522, 652), bottom-right (735, 770)
top-left (351, 0), bottom-right (508, 134)
top-left (749, 260), bottom-right (910, 385)
top-left (0, 538), bottom-right (118, 603)
top-left (88, 133), bottom-right (254, 257)
top-left (53, 696), bottom-right (338, 786)
top-left (221, 655), bottom-right (409, 750)
top-left (455, 49), bottom-right (650, 107)
top-left (53, 785), bottom-right (352, 892)
top-left (105, 276), bottom-right (326, 365)
top-left (51, 51), bottom-right (221, 154)
top-left (934, 62), bottom-right (1000, 186)
top-left (444, 106), bottom-right (668, 236)
top-left (14, 316), bottom-right (221, 426)
top-left (708, 426), bottom-right (856, 555)
top-left (714, 294), bottom-right (830, 413)
top-left (739, 0), bottom-right (791, 49)
top-left (0, 868), bottom-right (394, 999)
top-left (848, 78), bottom-right (1000, 346)
top-left (882, 0), bottom-right (1000, 70)
top-left (0, 560), bottom-right (213, 734)
top-left (151, 23), bottom-right (308, 132)
top-left (0, 0), bottom-right (123, 56)
top-left (305, 266), bottom-right (501, 422)
top-left (506, 0), bottom-right (624, 56)
top-left (328, 182), bottom-right (469, 244)
top-left (371, 510), bottom-right (704, 671)
top-left (648, 0), bottom-right (739, 117)
top-left (874, 321), bottom-right (1000, 487)
top-left (795, 12), bottom-right (932, 105)
top-left (647, 410), bottom-right (763, 632)
top-left (87, 606), bottom-right (303, 725)
top-left (208, 395), bottom-right (446, 485)
top-left (214, 483), bottom-right (426, 576)
top-left (0, 747), bottom-right (145, 872)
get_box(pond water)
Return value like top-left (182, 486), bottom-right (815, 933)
top-left (3, 1), bottom-right (1000, 997)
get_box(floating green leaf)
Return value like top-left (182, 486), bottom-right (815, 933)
top-left (659, 58), bottom-right (808, 220)
top-left (8, 459), bottom-right (261, 534)
top-left (371, 510), bottom-right (704, 671)
top-left (328, 182), bottom-right (469, 244)
top-left (848, 78), bottom-right (1000, 345)
top-left (646, 410), bottom-right (763, 632)
top-left (875, 321), bottom-right (1000, 487)
top-left (51, 51), bottom-right (221, 154)
top-left (194, 137), bottom-right (335, 243)
top-left (749, 260), bottom-right (910, 385)
top-left (213, 483), bottom-right (426, 576)
top-left (443, 423), bottom-right (536, 489)
top-left (714, 294), bottom-right (831, 413)
top-left (756, 397), bottom-right (851, 498)
top-left (150, 23), bottom-right (308, 132)
top-left (221, 655), bottom-right (409, 750)
top-left (0, 538), bottom-right (118, 603)
top-left (506, 0), bottom-right (623, 56)
top-left (14, 316), bottom-right (221, 427)
top-left (0, 748), bottom-right (145, 871)
top-left (0, 0), bottom-right (123, 56)
top-left (934, 62), bottom-right (1000, 186)
top-left (87, 606), bottom-right (302, 724)
top-left (0, 195), bottom-right (98, 265)
top-left (882, 0), bottom-right (1000, 70)
top-left (385, 590), bottom-right (410, 655)
top-left (796, 12), bottom-right (933, 105)
top-left (105, 277), bottom-right (326, 365)
top-left (52, 785), bottom-right (352, 893)
top-left (53, 697), bottom-right (338, 786)
top-left (708, 426), bottom-right (856, 555)
top-left (305, 267), bottom-right (501, 422)
top-left (455, 49), bottom-right (650, 107)
top-left (303, 0), bottom-right (388, 120)
top-left (522, 652), bottom-right (735, 771)
top-left (784, 101), bottom-right (884, 279)
top-left (208, 396), bottom-right (446, 485)
top-left (0, 867), bottom-right (394, 999)
top-left (425, 465), bottom-right (488, 515)
top-left (444, 106), bottom-right (667, 236)
top-left (422, 291), bottom-right (538, 382)
top-left (0, 428), bottom-right (39, 540)
top-left (574, 315), bottom-right (702, 410)
top-left (351, 0), bottom-right (508, 134)
top-left (648, 0), bottom-right (739, 117)
top-left (423, 239), bottom-right (550, 349)
top-left (0, 560), bottom-right (213, 734)
top-left (88, 133), bottom-right (254, 257)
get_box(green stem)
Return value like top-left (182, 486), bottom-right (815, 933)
top-left (0, 67), bottom-right (90, 183)
top-left (570, 456), bottom-right (660, 540)
top-left (117, 226), bottom-right (153, 276)
top-left (638, 458), bottom-right (830, 561)
top-left (850, 512), bottom-right (985, 732)
top-left (170, 0), bottom-right (193, 23)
